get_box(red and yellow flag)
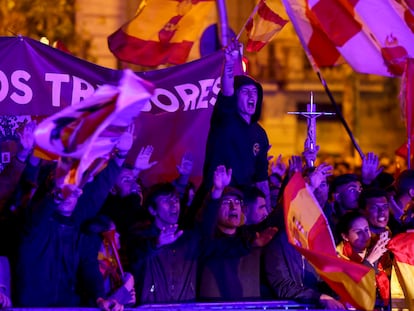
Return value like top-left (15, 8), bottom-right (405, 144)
top-left (387, 232), bottom-right (414, 310)
top-left (34, 70), bottom-right (154, 186)
top-left (108, 0), bottom-right (216, 67)
top-left (281, 0), bottom-right (414, 77)
top-left (396, 58), bottom-right (414, 164)
top-left (245, 0), bottom-right (288, 52)
top-left (284, 172), bottom-right (376, 310)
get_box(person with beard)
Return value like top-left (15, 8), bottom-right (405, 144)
top-left (100, 145), bottom-right (157, 234)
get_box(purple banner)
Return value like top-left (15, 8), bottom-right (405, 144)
top-left (0, 36), bottom-right (225, 186)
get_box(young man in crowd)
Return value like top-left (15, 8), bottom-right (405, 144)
top-left (195, 39), bottom-right (271, 213)
top-left (127, 165), bottom-right (272, 304)
top-left (198, 170), bottom-right (277, 301)
top-left (15, 129), bottom-right (137, 310)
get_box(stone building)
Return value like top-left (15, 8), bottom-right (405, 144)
top-left (76, 0), bottom-right (406, 171)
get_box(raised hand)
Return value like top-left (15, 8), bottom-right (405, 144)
top-left (366, 231), bottom-right (390, 266)
top-left (288, 155), bottom-right (303, 175)
top-left (361, 152), bottom-right (383, 185)
top-left (176, 151), bottom-right (194, 177)
top-left (307, 162), bottom-right (333, 190)
top-left (134, 145), bottom-right (157, 172)
top-left (224, 39), bottom-right (241, 65)
top-left (269, 154), bottom-right (287, 177)
top-left (157, 224), bottom-right (184, 247)
top-left (16, 121), bottom-right (36, 162)
top-left (18, 121), bottom-right (36, 150)
top-left (302, 144), bottom-right (320, 168)
top-left (213, 165), bottom-right (232, 190)
top-left (116, 123), bottom-right (135, 155)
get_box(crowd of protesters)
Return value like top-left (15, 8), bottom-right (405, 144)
top-left (0, 40), bottom-right (412, 311)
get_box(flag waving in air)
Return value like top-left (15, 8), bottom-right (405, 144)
top-left (282, 0), bottom-right (414, 77)
top-left (34, 69), bottom-right (155, 186)
top-left (108, 0), bottom-right (216, 67)
top-left (284, 172), bottom-right (376, 310)
top-left (245, 0), bottom-right (288, 52)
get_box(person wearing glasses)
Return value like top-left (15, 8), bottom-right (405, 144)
top-left (198, 166), bottom-right (277, 301)
top-left (126, 166), bottom-right (262, 305)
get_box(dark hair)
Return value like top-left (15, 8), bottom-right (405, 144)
top-left (242, 186), bottom-right (265, 206)
top-left (234, 75), bottom-right (263, 123)
top-left (330, 173), bottom-right (360, 193)
top-left (144, 182), bottom-right (177, 211)
top-left (395, 169), bottom-right (414, 197)
top-left (371, 172), bottom-right (395, 192)
top-left (336, 211), bottom-right (367, 237)
top-left (358, 187), bottom-right (388, 210)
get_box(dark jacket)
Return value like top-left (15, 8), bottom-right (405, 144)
top-left (16, 160), bottom-right (121, 307)
top-left (262, 231), bottom-right (328, 305)
top-left (127, 196), bottom-right (249, 304)
top-left (203, 92), bottom-right (269, 189)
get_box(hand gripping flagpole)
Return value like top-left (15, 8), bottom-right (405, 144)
top-left (282, 0), bottom-right (365, 160)
top-left (288, 92), bottom-right (335, 168)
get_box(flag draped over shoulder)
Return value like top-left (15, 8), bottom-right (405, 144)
top-left (108, 0), bottom-right (216, 67)
top-left (387, 232), bottom-right (414, 310)
top-left (281, 0), bottom-right (414, 77)
top-left (245, 0), bottom-right (288, 52)
top-left (34, 69), bottom-right (155, 186)
top-left (283, 172), bottom-right (376, 310)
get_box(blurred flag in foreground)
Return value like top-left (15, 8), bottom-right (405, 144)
top-left (282, 0), bottom-right (414, 77)
top-left (396, 58), bottom-right (414, 164)
top-left (388, 232), bottom-right (414, 310)
top-left (34, 69), bottom-right (154, 186)
top-left (108, 0), bottom-right (216, 67)
top-left (245, 0), bottom-right (288, 52)
top-left (284, 172), bottom-right (376, 310)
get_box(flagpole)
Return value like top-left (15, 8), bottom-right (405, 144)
top-left (282, 0), bottom-right (365, 160)
top-left (216, 0), bottom-right (231, 47)
top-left (404, 59), bottom-right (413, 169)
top-left (235, 0), bottom-right (261, 40)
top-left (317, 72), bottom-right (364, 159)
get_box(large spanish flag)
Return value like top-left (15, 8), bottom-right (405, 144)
top-left (245, 0), bottom-right (288, 52)
top-left (108, 0), bottom-right (216, 67)
top-left (387, 232), bottom-right (414, 310)
top-left (281, 0), bottom-right (414, 77)
top-left (284, 172), bottom-right (376, 310)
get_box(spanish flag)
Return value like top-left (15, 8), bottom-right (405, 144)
top-left (387, 232), bottom-right (414, 310)
top-left (282, 0), bottom-right (414, 77)
top-left (284, 172), bottom-right (376, 310)
top-left (34, 70), bottom-right (154, 186)
top-left (108, 0), bottom-right (216, 67)
top-left (245, 0), bottom-right (288, 52)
